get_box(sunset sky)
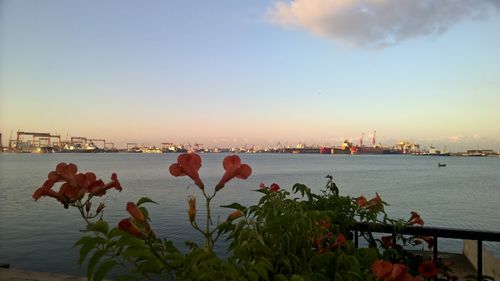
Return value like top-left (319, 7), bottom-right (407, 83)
top-left (1, 0), bottom-right (499, 151)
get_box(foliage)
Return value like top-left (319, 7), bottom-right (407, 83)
top-left (33, 154), bottom-right (463, 281)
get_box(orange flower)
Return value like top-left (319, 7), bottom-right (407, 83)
top-left (118, 218), bottom-right (144, 238)
top-left (356, 195), bottom-right (368, 207)
top-left (372, 260), bottom-right (415, 281)
top-left (86, 173), bottom-right (122, 196)
top-left (33, 163), bottom-right (122, 208)
top-left (187, 195), bottom-right (196, 223)
top-left (390, 263), bottom-right (407, 280)
top-left (270, 183), bottom-right (280, 192)
top-left (227, 209), bottom-right (242, 221)
top-left (408, 211), bottom-right (424, 226)
top-left (55, 162), bottom-right (78, 182)
top-left (331, 233), bottom-right (346, 249)
top-left (417, 235), bottom-right (434, 249)
top-left (169, 153), bottom-right (204, 190)
top-left (215, 155), bottom-right (252, 191)
top-left (127, 202), bottom-right (145, 223)
top-left (368, 192), bottom-right (384, 211)
top-left (321, 220), bottom-right (331, 229)
top-left (372, 260), bottom-right (393, 279)
top-left (381, 235), bottom-right (394, 248)
top-left (32, 183), bottom-right (61, 201)
top-left (418, 260), bottom-right (438, 278)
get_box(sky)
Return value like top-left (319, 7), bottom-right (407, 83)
top-left (1, 0), bottom-right (499, 151)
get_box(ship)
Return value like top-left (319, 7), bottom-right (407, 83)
top-left (60, 143), bottom-right (101, 153)
top-left (140, 146), bottom-right (162, 153)
top-left (426, 147), bottom-right (450, 156)
top-left (319, 147), bottom-right (333, 154)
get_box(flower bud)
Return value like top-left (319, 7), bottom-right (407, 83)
top-left (187, 196), bottom-right (196, 223)
top-left (85, 201), bottom-right (92, 213)
top-left (118, 218), bottom-right (144, 238)
top-left (227, 209), bottom-right (242, 221)
top-left (126, 202), bottom-right (145, 223)
top-left (270, 183), bottom-right (280, 192)
top-left (96, 202), bottom-right (105, 214)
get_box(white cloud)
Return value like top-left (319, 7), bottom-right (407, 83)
top-left (268, 0), bottom-right (500, 48)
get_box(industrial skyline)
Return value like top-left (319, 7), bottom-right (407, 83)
top-left (1, 1), bottom-right (499, 151)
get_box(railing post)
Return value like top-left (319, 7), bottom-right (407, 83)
top-left (433, 235), bottom-right (438, 261)
top-left (477, 240), bottom-right (482, 281)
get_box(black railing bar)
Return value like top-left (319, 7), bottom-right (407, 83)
top-left (478, 240), bottom-right (483, 281)
top-left (354, 222), bottom-right (500, 242)
top-left (433, 235), bottom-right (438, 261)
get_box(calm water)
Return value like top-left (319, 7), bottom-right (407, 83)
top-left (0, 153), bottom-right (499, 275)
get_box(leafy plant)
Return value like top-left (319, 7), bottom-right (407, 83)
top-left (33, 154), bottom-right (461, 281)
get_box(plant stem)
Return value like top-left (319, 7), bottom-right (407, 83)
top-left (77, 203), bottom-right (92, 226)
top-left (205, 196), bottom-right (212, 249)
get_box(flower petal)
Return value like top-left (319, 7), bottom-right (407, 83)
top-left (223, 155), bottom-right (241, 171)
top-left (178, 153), bottom-right (201, 172)
top-left (235, 164), bottom-right (252, 179)
top-left (372, 260), bottom-right (393, 279)
top-left (169, 163), bottom-right (185, 177)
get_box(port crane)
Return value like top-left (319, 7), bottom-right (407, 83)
top-left (71, 137), bottom-right (87, 144)
top-left (126, 143), bottom-right (138, 151)
top-left (360, 132), bottom-right (364, 147)
top-left (16, 131), bottom-right (62, 151)
top-left (104, 142), bottom-right (115, 149)
top-left (193, 143), bottom-right (204, 151)
top-left (372, 130), bottom-right (376, 147)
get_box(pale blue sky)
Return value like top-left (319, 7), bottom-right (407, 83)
top-left (1, 0), bottom-right (499, 150)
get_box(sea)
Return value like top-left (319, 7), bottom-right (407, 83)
top-left (0, 153), bottom-right (499, 276)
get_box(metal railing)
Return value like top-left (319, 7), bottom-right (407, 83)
top-left (353, 222), bottom-right (500, 280)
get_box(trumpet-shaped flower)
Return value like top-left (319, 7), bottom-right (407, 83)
top-left (356, 195), bottom-right (368, 207)
top-left (418, 260), bottom-right (438, 278)
top-left (368, 192), bottom-right (384, 211)
top-left (372, 260), bottom-right (420, 281)
top-left (408, 211), bottom-right (424, 226)
top-left (215, 155), bottom-right (252, 191)
top-left (32, 163), bottom-right (122, 208)
top-left (169, 153), bottom-right (204, 189)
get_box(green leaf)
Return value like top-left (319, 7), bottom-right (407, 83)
top-left (166, 252), bottom-right (184, 260)
top-left (139, 206), bottom-right (150, 221)
top-left (87, 249), bottom-right (106, 279)
top-left (252, 263), bottom-right (269, 280)
top-left (247, 271), bottom-right (259, 281)
top-left (274, 275), bottom-right (289, 281)
top-left (116, 235), bottom-right (146, 248)
top-left (93, 260), bottom-right (117, 281)
top-left (74, 236), bottom-right (92, 247)
top-left (89, 221), bottom-right (109, 235)
top-left (139, 257), bottom-right (164, 273)
top-left (220, 202), bottom-right (246, 210)
top-left (136, 197), bottom-right (157, 206)
top-left (107, 228), bottom-right (122, 239)
top-left (78, 237), bottom-right (106, 264)
top-left (122, 247), bottom-right (153, 258)
top-left (291, 275), bottom-right (305, 281)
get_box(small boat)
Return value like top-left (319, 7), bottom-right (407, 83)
top-left (438, 163), bottom-right (446, 167)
